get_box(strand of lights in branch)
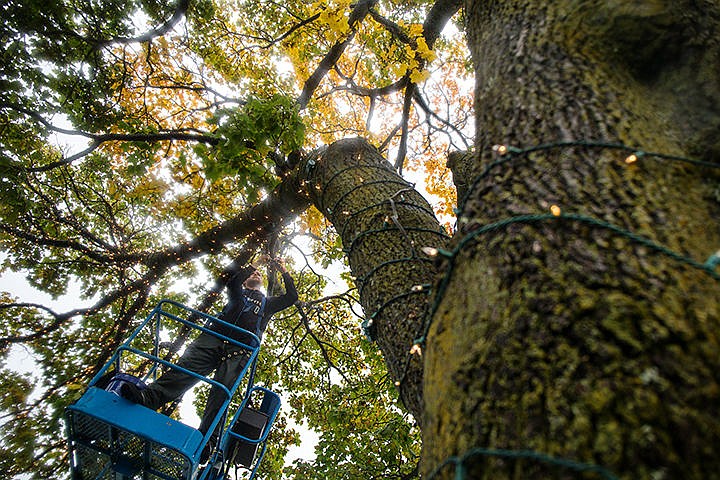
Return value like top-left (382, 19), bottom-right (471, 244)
top-left (458, 140), bottom-right (719, 216)
top-left (393, 140), bottom-right (719, 381)
top-left (407, 141), bottom-right (718, 480)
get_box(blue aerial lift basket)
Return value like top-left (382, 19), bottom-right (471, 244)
top-left (65, 300), bottom-right (281, 480)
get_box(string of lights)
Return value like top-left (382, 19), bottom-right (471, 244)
top-left (361, 288), bottom-right (430, 341)
top-left (327, 179), bottom-right (414, 215)
top-left (356, 257), bottom-right (435, 299)
top-left (319, 163), bottom-right (399, 208)
top-left (457, 141), bottom-right (719, 216)
top-left (425, 447), bottom-right (620, 480)
top-left (338, 199), bottom-right (437, 239)
top-left (307, 148), bottom-right (448, 351)
top-left (321, 170), bottom-right (449, 352)
top-left (360, 140), bottom-right (720, 479)
top-left (343, 226), bottom-right (449, 255)
top-left (423, 141), bottom-right (720, 349)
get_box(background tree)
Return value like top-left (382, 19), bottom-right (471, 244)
top-left (1, 1), bottom-right (719, 480)
top-left (1, 0), bottom-right (465, 478)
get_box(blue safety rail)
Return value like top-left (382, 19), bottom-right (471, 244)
top-left (66, 387), bottom-right (204, 480)
top-left (65, 300), bottom-right (262, 480)
top-left (208, 386), bottom-right (282, 480)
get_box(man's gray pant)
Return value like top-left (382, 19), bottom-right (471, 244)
top-left (142, 332), bottom-right (250, 436)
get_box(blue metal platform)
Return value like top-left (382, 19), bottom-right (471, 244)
top-left (65, 300), bottom-right (280, 480)
top-left (67, 387), bottom-right (203, 479)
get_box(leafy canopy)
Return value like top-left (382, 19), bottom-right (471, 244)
top-left (0, 0), bottom-right (471, 478)
top-left (198, 95), bottom-right (306, 186)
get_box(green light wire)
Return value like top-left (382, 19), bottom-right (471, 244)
top-left (415, 211), bottom-right (720, 346)
top-left (328, 179), bottom-right (412, 215)
top-left (388, 141), bottom-right (717, 480)
top-left (457, 140), bottom-right (720, 215)
top-left (320, 163), bottom-right (398, 209)
top-left (427, 447), bottom-right (620, 480)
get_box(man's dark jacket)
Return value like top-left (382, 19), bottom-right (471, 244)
top-left (211, 265), bottom-right (297, 345)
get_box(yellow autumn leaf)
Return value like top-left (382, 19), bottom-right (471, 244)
top-left (408, 23), bottom-right (423, 38)
top-left (130, 176), bottom-right (168, 200)
top-left (190, 172), bottom-right (205, 190)
top-left (393, 63), bottom-right (409, 77)
top-left (409, 68), bottom-right (430, 84)
top-left (336, 16), bottom-right (350, 34)
top-left (300, 205), bottom-right (327, 237)
top-left (416, 37), bottom-right (437, 63)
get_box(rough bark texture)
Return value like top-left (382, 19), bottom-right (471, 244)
top-left (446, 150), bottom-right (473, 202)
top-left (299, 138), bottom-right (449, 423)
top-left (423, 1), bottom-right (720, 479)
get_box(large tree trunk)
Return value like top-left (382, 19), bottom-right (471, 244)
top-left (423, 1), bottom-right (720, 479)
top-left (299, 138), bottom-right (450, 423)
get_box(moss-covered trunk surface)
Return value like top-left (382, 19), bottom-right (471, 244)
top-left (423, 1), bottom-right (720, 479)
top-left (300, 138), bottom-right (449, 423)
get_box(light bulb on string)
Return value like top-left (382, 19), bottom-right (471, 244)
top-left (704, 249), bottom-right (720, 270)
top-left (550, 205), bottom-right (562, 217)
top-left (625, 151), bottom-right (644, 164)
top-left (492, 144), bottom-right (508, 155)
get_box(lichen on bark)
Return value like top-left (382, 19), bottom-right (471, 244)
top-left (299, 138), bottom-right (450, 424)
top-left (422, 1), bottom-right (720, 479)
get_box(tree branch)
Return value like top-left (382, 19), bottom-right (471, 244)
top-left (95, 0), bottom-right (190, 48)
top-left (412, 88), bottom-right (472, 149)
top-left (296, 303), bottom-right (350, 382)
top-left (423, 0), bottom-right (463, 48)
top-left (0, 166), bottom-right (313, 348)
top-left (30, 131), bottom-right (217, 172)
top-left (395, 83), bottom-right (415, 172)
top-left (297, 0), bottom-right (377, 109)
top-left (0, 102), bottom-right (218, 170)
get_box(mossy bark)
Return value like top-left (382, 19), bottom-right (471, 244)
top-left (446, 150), bottom-right (473, 202)
top-left (423, 1), bottom-right (720, 479)
top-left (299, 138), bottom-right (449, 423)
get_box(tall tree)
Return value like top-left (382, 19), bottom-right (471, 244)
top-left (1, 1), bottom-right (719, 480)
top-left (421, 1), bottom-right (720, 479)
top-left (0, 0), bottom-right (464, 478)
